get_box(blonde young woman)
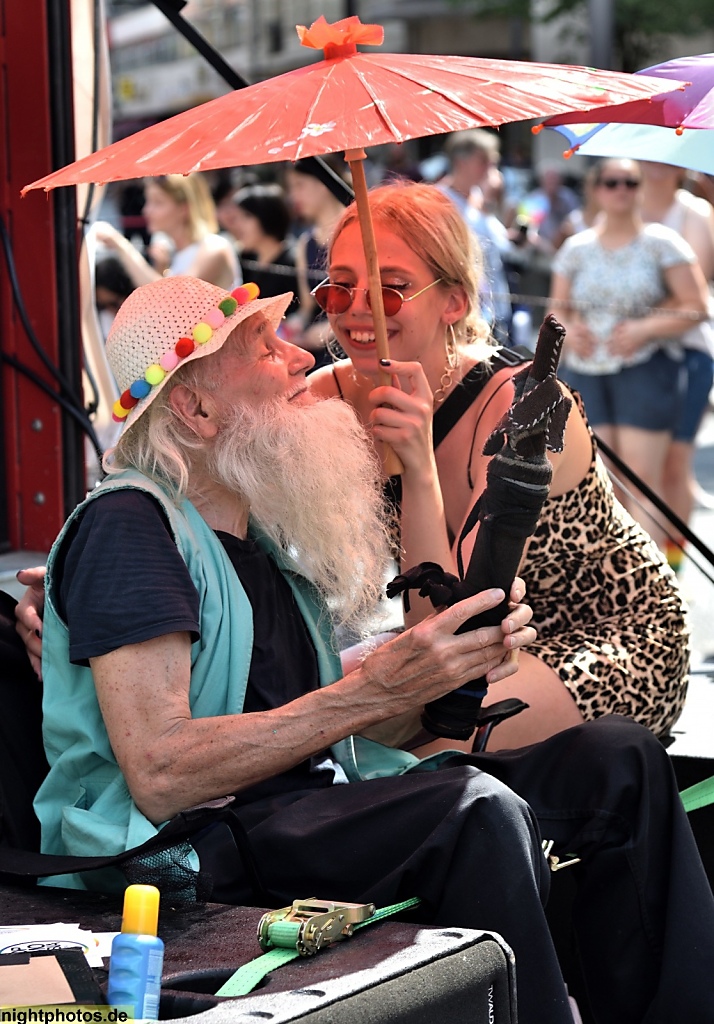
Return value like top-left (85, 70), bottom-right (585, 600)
top-left (309, 180), bottom-right (691, 750)
top-left (96, 173), bottom-right (240, 291)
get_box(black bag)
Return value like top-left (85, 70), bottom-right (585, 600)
top-left (0, 589), bottom-right (49, 852)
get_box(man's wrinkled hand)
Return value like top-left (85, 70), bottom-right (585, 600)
top-left (15, 566), bottom-right (46, 681)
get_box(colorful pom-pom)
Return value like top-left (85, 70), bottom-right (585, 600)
top-left (145, 364), bottom-right (166, 386)
top-left (119, 290), bottom-right (267, 427)
top-left (193, 322), bottom-right (213, 345)
top-left (204, 307), bottom-right (226, 329)
top-left (119, 389), bottom-right (139, 410)
top-left (160, 350), bottom-right (180, 372)
top-left (175, 336), bottom-right (195, 359)
top-left (130, 379), bottom-right (152, 400)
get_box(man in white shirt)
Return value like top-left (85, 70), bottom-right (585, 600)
top-left (439, 129), bottom-right (513, 345)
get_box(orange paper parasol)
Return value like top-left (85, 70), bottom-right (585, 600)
top-left (22, 16), bottom-right (689, 472)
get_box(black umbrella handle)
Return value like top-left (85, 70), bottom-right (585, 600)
top-left (421, 468), bottom-right (550, 739)
top-left (458, 460), bottom-right (552, 628)
top-left (455, 314), bottom-right (567, 622)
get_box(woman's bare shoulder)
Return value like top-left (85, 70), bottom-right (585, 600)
top-left (308, 360), bottom-right (346, 399)
top-left (198, 232), bottom-right (234, 254)
top-left (471, 359), bottom-right (519, 423)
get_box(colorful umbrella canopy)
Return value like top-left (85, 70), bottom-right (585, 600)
top-left (553, 122), bottom-right (714, 176)
top-left (541, 53), bottom-right (714, 148)
top-left (22, 17), bottom-right (688, 193)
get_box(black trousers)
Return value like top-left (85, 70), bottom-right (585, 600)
top-left (196, 717), bottom-right (714, 1024)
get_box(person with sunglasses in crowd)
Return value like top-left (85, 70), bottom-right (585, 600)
top-left (550, 158), bottom-right (710, 549)
top-left (308, 179), bottom-right (693, 752)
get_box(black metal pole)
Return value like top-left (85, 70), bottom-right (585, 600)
top-left (149, 0), bottom-right (354, 206)
top-left (589, 0), bottom-right (614, 69)
top-left (46, 0), bottom-right (85, 513)
top-left (150, 0), bottom-right (251, 90)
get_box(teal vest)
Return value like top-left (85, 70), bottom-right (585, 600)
top-left (35, 471), bottom-right (434, 891)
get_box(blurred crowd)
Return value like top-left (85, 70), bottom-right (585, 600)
top-left (91, 132), bottom-right (578, 359)
top-left (90, 132), bottom-right (714, 565)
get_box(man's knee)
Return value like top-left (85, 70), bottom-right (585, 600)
top-left (558, 715), bottom-right (677, 807)
top-left (436, 764), bottom-right (544, 863)
top-left (574, 715), bottom-right (670, 763)
top-left (438, 763), bottom-right (534, 813)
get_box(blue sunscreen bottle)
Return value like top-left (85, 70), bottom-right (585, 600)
top-left (107, 884), bottom-right (165, 1020)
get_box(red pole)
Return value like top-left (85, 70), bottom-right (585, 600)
top-left (0, 0), bottom-right (78, 553)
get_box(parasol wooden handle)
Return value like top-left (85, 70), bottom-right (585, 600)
top-left (345, 149), bottom-right (403, 478)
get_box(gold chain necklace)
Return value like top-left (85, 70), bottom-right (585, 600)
top-left (432, 367), bottom-right (455, 405)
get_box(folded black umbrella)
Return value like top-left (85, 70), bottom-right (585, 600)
top-left (387, 314), bottom-right (571, 740)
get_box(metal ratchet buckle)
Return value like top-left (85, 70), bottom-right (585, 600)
top-left (542, 839), bottom-right (582, 873)
top-left (257, 898), bottom-right (376, 956)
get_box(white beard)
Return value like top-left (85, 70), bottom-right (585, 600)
top-left (204, 396), bottom-right (393, 633)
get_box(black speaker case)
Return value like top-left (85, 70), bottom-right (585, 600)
top-left (0, 884), bottom-right (517, 1023)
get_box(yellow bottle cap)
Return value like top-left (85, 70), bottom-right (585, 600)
top-left (121, 884), bottom-right (160, 936)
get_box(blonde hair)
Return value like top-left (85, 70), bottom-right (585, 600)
top-left (329, 181), bottom-right (491, 352)
top-left (148, 173), bottom-right (219, 242)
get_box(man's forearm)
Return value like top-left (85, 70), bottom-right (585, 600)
top-left (94, 592), bottom-right (535, 824)
top-left (100, 659), bottom-right (397, 825)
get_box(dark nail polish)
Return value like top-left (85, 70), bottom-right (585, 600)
top-left (379, 358), bottom-right (391, 367)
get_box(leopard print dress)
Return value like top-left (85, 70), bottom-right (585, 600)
top-left (522, 396), bottom-right (690, 738)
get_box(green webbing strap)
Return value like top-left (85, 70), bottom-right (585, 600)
top-left (680, 775), bottom-right (714, 814)
top-left (215, 897), bottom-right (421, 998)
top-left (215, 946), bottom-right (300, 997)
top-left (353, 897), bottom-right (421, 931)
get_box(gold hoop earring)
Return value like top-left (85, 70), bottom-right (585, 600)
top-left (446, 323), bottom-right (459, 369)
top-left (433, 324), bottom-right (459, 405)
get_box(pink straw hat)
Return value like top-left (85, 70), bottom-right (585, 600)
top-left (106, 276), bottom-right (294, 434)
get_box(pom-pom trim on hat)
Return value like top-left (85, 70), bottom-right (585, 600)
top-left (112, 284), bottom-right (260, 422)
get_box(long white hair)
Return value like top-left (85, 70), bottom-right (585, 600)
top-left (105, 360), bottom-right (393, 633)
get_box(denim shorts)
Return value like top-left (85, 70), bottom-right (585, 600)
top-left (673, 348), bottom-right (714, 442)
top-left (562, 349), bottom-right (686, 431)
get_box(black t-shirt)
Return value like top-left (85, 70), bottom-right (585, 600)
top-left (53, 489), bottom-right (337, 804)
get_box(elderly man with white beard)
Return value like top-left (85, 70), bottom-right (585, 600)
top-left (31, 276), bottom-right (714, 1024)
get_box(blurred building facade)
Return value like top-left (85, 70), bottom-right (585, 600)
top-left (106, 0), bottom-right (538, 131)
